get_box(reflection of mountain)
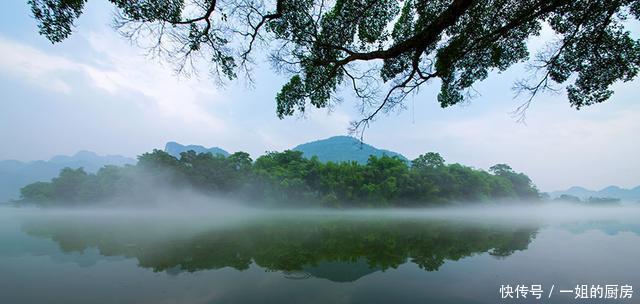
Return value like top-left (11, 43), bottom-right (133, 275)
top-left (303, 259), bottom-right (381, 282)
top-left (22, 215), bottom-right (537, 282)
top-left (560, 221), bottom-right (640, 236)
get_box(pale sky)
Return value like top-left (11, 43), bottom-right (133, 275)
top-left (0, 1), bottom-right (638, 192)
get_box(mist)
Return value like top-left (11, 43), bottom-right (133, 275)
top-left (8, 194), bottom-right (640, 225)
top-left (2, 1), bottom-right (639, 302)
top-left (3, 190), bottom-right (640, 304)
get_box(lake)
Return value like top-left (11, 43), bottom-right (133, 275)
top-left (0, 205), bottom-right (638, 303)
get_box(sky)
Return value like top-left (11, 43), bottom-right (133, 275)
top-left (0, 1), bottom-right (638, 192)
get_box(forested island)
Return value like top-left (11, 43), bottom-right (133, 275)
top-left (19, 149), bottom-right (539, 207)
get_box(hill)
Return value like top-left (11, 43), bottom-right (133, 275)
top-left (549, 185), bottom-right (640, 201)
top-left (164, 142), bottom-right (229, 158)
top-left (293, 136), bottom-right (408, 164)
top-left (0, 151), bottom-right (135, 202)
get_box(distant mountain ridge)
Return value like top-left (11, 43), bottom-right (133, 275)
top-left (164, 142), bottom-right (229, 158)
top-left (292, 136), bottom-right (408, 164)
top-left (0, 151), bottom-right (135, 202)
top-left (164, 137), bottom-right (405, 164)
top-left (549, 185), bottom-right (640, 201)
top-left (3, 137), bottom-right (399, 202)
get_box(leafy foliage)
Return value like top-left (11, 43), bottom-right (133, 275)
top-left (20, 149), bottom-right (539, 207)
top-left (29, 0), bottom-right (640, 129)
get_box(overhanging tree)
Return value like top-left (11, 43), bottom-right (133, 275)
top-left (29, 0), bottom-right (640, 133)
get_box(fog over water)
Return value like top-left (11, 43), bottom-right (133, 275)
top-left (7, 200), bottom-right (587, 226)
top-left (6, 198), bottom-right (640, 227)
top-left (1, 201), bottom-right (639, 304)
top-left (2, 0), bottom-right (639, 302)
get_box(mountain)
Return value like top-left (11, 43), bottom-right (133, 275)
top-left (292, 136), bottom-right (408, 164)
top-left (0, 151), bottom-right (135, 202)
top-left (549, 185), bottom-right (640, 201)
top-left (552, 186), bottom-right (592, 198)
top-left (164, 142), bottom-right (229, 158)
top-left (48, 151), bottom-right (134, 172)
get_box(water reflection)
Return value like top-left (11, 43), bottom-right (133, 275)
top-left (21, 214), bottom-right (538, 282)
top-left (559, 221), bottom-right (640, 236)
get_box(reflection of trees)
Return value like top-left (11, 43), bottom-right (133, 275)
top-left (22, 216), bottom-right (538, 279)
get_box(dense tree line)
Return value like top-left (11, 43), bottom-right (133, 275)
top-left (20, 150), bottom-right (539, 207)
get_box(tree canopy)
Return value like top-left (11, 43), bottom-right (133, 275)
top-left (29, 0), bottom-right (640, 130)
top-left (19, 149), bottom-right (540, 207)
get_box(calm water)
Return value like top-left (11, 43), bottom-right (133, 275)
top-left (0, 205), bottom-right (639, 303)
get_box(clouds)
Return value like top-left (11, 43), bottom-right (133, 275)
top-left (0, 1), bottom-right (638, 192)
top-left (0, 31), bottom-right (228, 159)
top-left (429, 105), bottom-right (639, 191)
top-left (82, 33), bottom-right (227, 131)
top-left (0, 26), bottom-right (353, 160)
top-left (0, 37), bottom-right (76, 93)
top-left (0, 33), bottom-right (227, 132)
